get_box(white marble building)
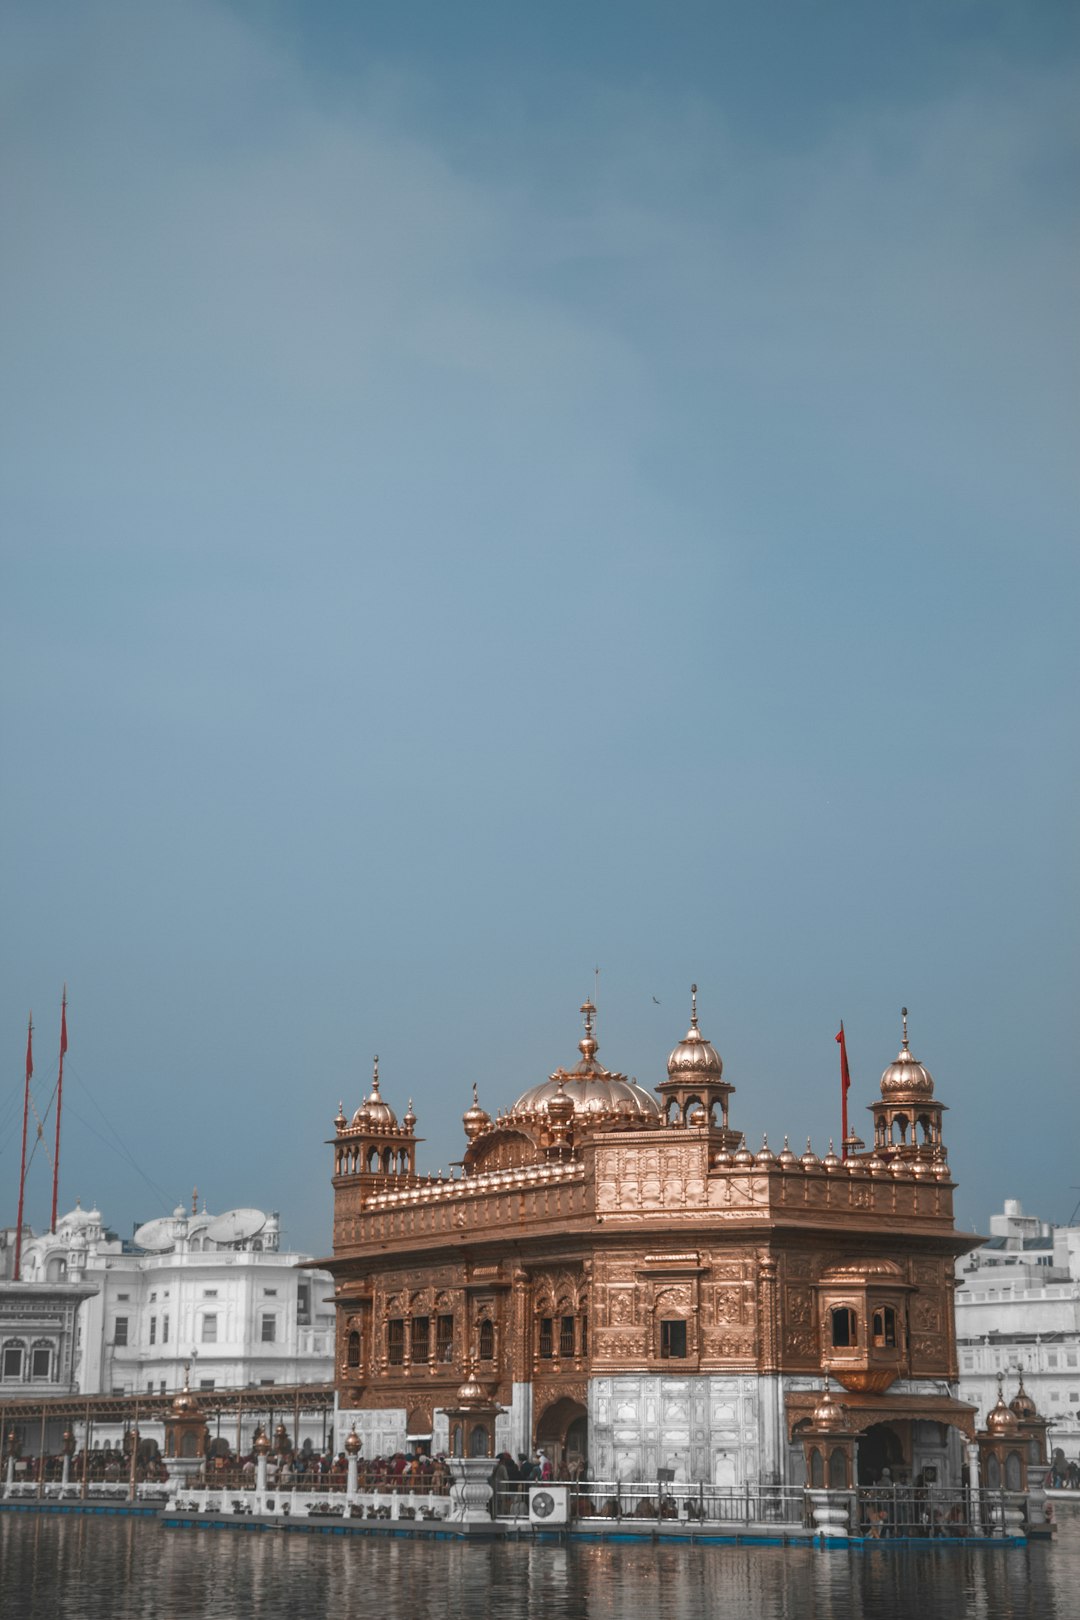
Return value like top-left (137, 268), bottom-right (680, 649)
top-left (16, 1201), bottom-right (335, 1416)
top-left (955, 1199), bottom-right (1080, 1445)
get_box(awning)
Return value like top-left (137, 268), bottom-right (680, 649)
top-left (787, 1388), bottom-right (978, 1441)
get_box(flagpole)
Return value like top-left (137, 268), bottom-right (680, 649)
top-left (50, 988), bottom-right (68, 1234)
top-left (836, 1021), bottom-right (851, 1162)
top-left (14, 1014), bottom-right (33, 1282)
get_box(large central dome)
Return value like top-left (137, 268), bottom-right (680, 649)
top-left (509, 1000), bottom-right (661, 1123)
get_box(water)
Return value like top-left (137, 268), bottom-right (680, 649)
top-left (2, 1509), bottom-right (1079, 1620)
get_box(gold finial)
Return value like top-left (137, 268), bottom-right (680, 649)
top-left (901, 1007), bottom-right (909, 1049)
top-left (191, 1187), bottom-right (198, 1217)
top-left (473, 1082), bottom-right (479, 1105)
top-left (690, 984), bottom-right (699, 1029)
top-left (372, 1055), bottom-right (380, 1092)
top-left (581, 998), bottom-right (595, 1036)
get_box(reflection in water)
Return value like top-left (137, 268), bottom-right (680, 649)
top-left (2, 1509), bottom-right (1079, 1620)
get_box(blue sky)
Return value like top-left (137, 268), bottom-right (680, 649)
top-left (2, 0), bottom-right (1077, 1253)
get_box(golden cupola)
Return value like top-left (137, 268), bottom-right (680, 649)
top-left (867, 1009), bottom-right (947, 1164)
top-left (462, 1083), bottom-right (492, 1140)
top-left (332, 1055), bottom-right (420, 1185)
top-left (655, 985), bottom-right (741, 1149)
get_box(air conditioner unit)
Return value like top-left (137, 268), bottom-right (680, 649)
top-left (529, 1485), bottom-right (569, 1526)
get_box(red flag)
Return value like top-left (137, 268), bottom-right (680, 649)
top-left (26, 1015), bottom-right (33, 1081)
top-left (60, 993), bottom-right (68, 1056)
top-left (835, 1023), bottom-right (850, 1094)
top-left (836, 1021), bottom-right (851, 1159)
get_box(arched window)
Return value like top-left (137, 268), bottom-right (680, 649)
top-left (478, 1320), bottom-right (494, 1361)
top-left (828, 1447), bottom-right (848, 1489)
top-left (810, 1450), bottom-right (824, 1487)
top-left (872, 1306), bottom-right (897, 1348)
top-left (347, 1331), bottom-right (361, 1369)
top-left (830, 1307), bottom-right (858, 1348)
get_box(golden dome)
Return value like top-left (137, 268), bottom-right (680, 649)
top-left (986, 1389), bottom-right (1019, 1436)
top-left (667, 986), bottom-right (724, 1080)
top-left (879, 1009), bottom-right (935, 1101)
top-left (509, 1001), bottom-right (661, 1124)
top-left (351, 1056), bottom-right (399, 1129)
top-left (462, 1083), bottom-right (492, 1140)
top-left (1009, 1376), bottom-right (1038, 1422)
top-left (252, 1425), bottom-right (271, 1455)
top-left (169, 1363), bottom-right (204, 1417)
top-left (344, 1427), bottom-right (361, 1456)
top-left (454, 1362), bottom-right (490, 1407)
top-left (811, 1388), bottom-right (847, 1432)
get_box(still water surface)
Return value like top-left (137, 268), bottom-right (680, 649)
top-left (2, 1510), bottom-right (1079, 1620)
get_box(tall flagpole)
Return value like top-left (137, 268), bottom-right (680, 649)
top-left (14, 1014), bottom-right (33, 1281)
top-left (50, 988), bottom-right (68, 1233)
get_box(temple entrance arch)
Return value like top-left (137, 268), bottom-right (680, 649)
top-left (858, 1423), bottom-right (904, 1484)
top-left (535, 1396), bottom-right (588, 1474)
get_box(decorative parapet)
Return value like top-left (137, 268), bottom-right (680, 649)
top-left (332, 1161), bottom-right (588, 1252)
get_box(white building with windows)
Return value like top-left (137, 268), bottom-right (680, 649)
top-left (955, 1199), bottom-right (1080, 1447)
top-left (15, 1200), bottom-right (334, 1403)
top-left (0, 1223), bottom-right (95, 1398)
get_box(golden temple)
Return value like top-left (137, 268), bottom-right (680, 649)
top-left (325, 993), bottom-right (982, 1489)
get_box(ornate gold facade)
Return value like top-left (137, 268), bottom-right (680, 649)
top-left (324, 996), bottom-right (978, 1485)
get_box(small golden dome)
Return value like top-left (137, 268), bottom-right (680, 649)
top-left (455, 1362), bottom-right (489, 1406)
top-left (1009, 1376), bottom-right (1038, 1422)
top-left (334, 1101), bottom-right (347, 1131)
top-left (547, 1078), bottom-right (575, 1122)
top-left (344, 1427), bottom-right (361, 1456)
top-left (403, 1098), bottom-right (417, 1130)
top-left (986, 1390), bottom-right (1019, 1436)
top-left (755, 1136), bottom-right (777, 1167)
top-left (666, 985), bottom-right (724, 1080)
top-left (801, 1140), bottom-right (821, 1170)
top-left (879, 1009), bottom-right (935, 1101)
top-left (777, 1137), bottom-right (799, 1169)
top-left (822, 1141), bottom-right (842, 1172)
top-left (352, 1056), bottom-right (399, 1129)
top-left (462, 1083), bottom-right (491, 1140)
top-left (811, 1388), bottom-right (847, 1432)
top-left (733, 1144), bottom-right (755, 1166)
top-left (252, 1426), bottom-right (271, 1455)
